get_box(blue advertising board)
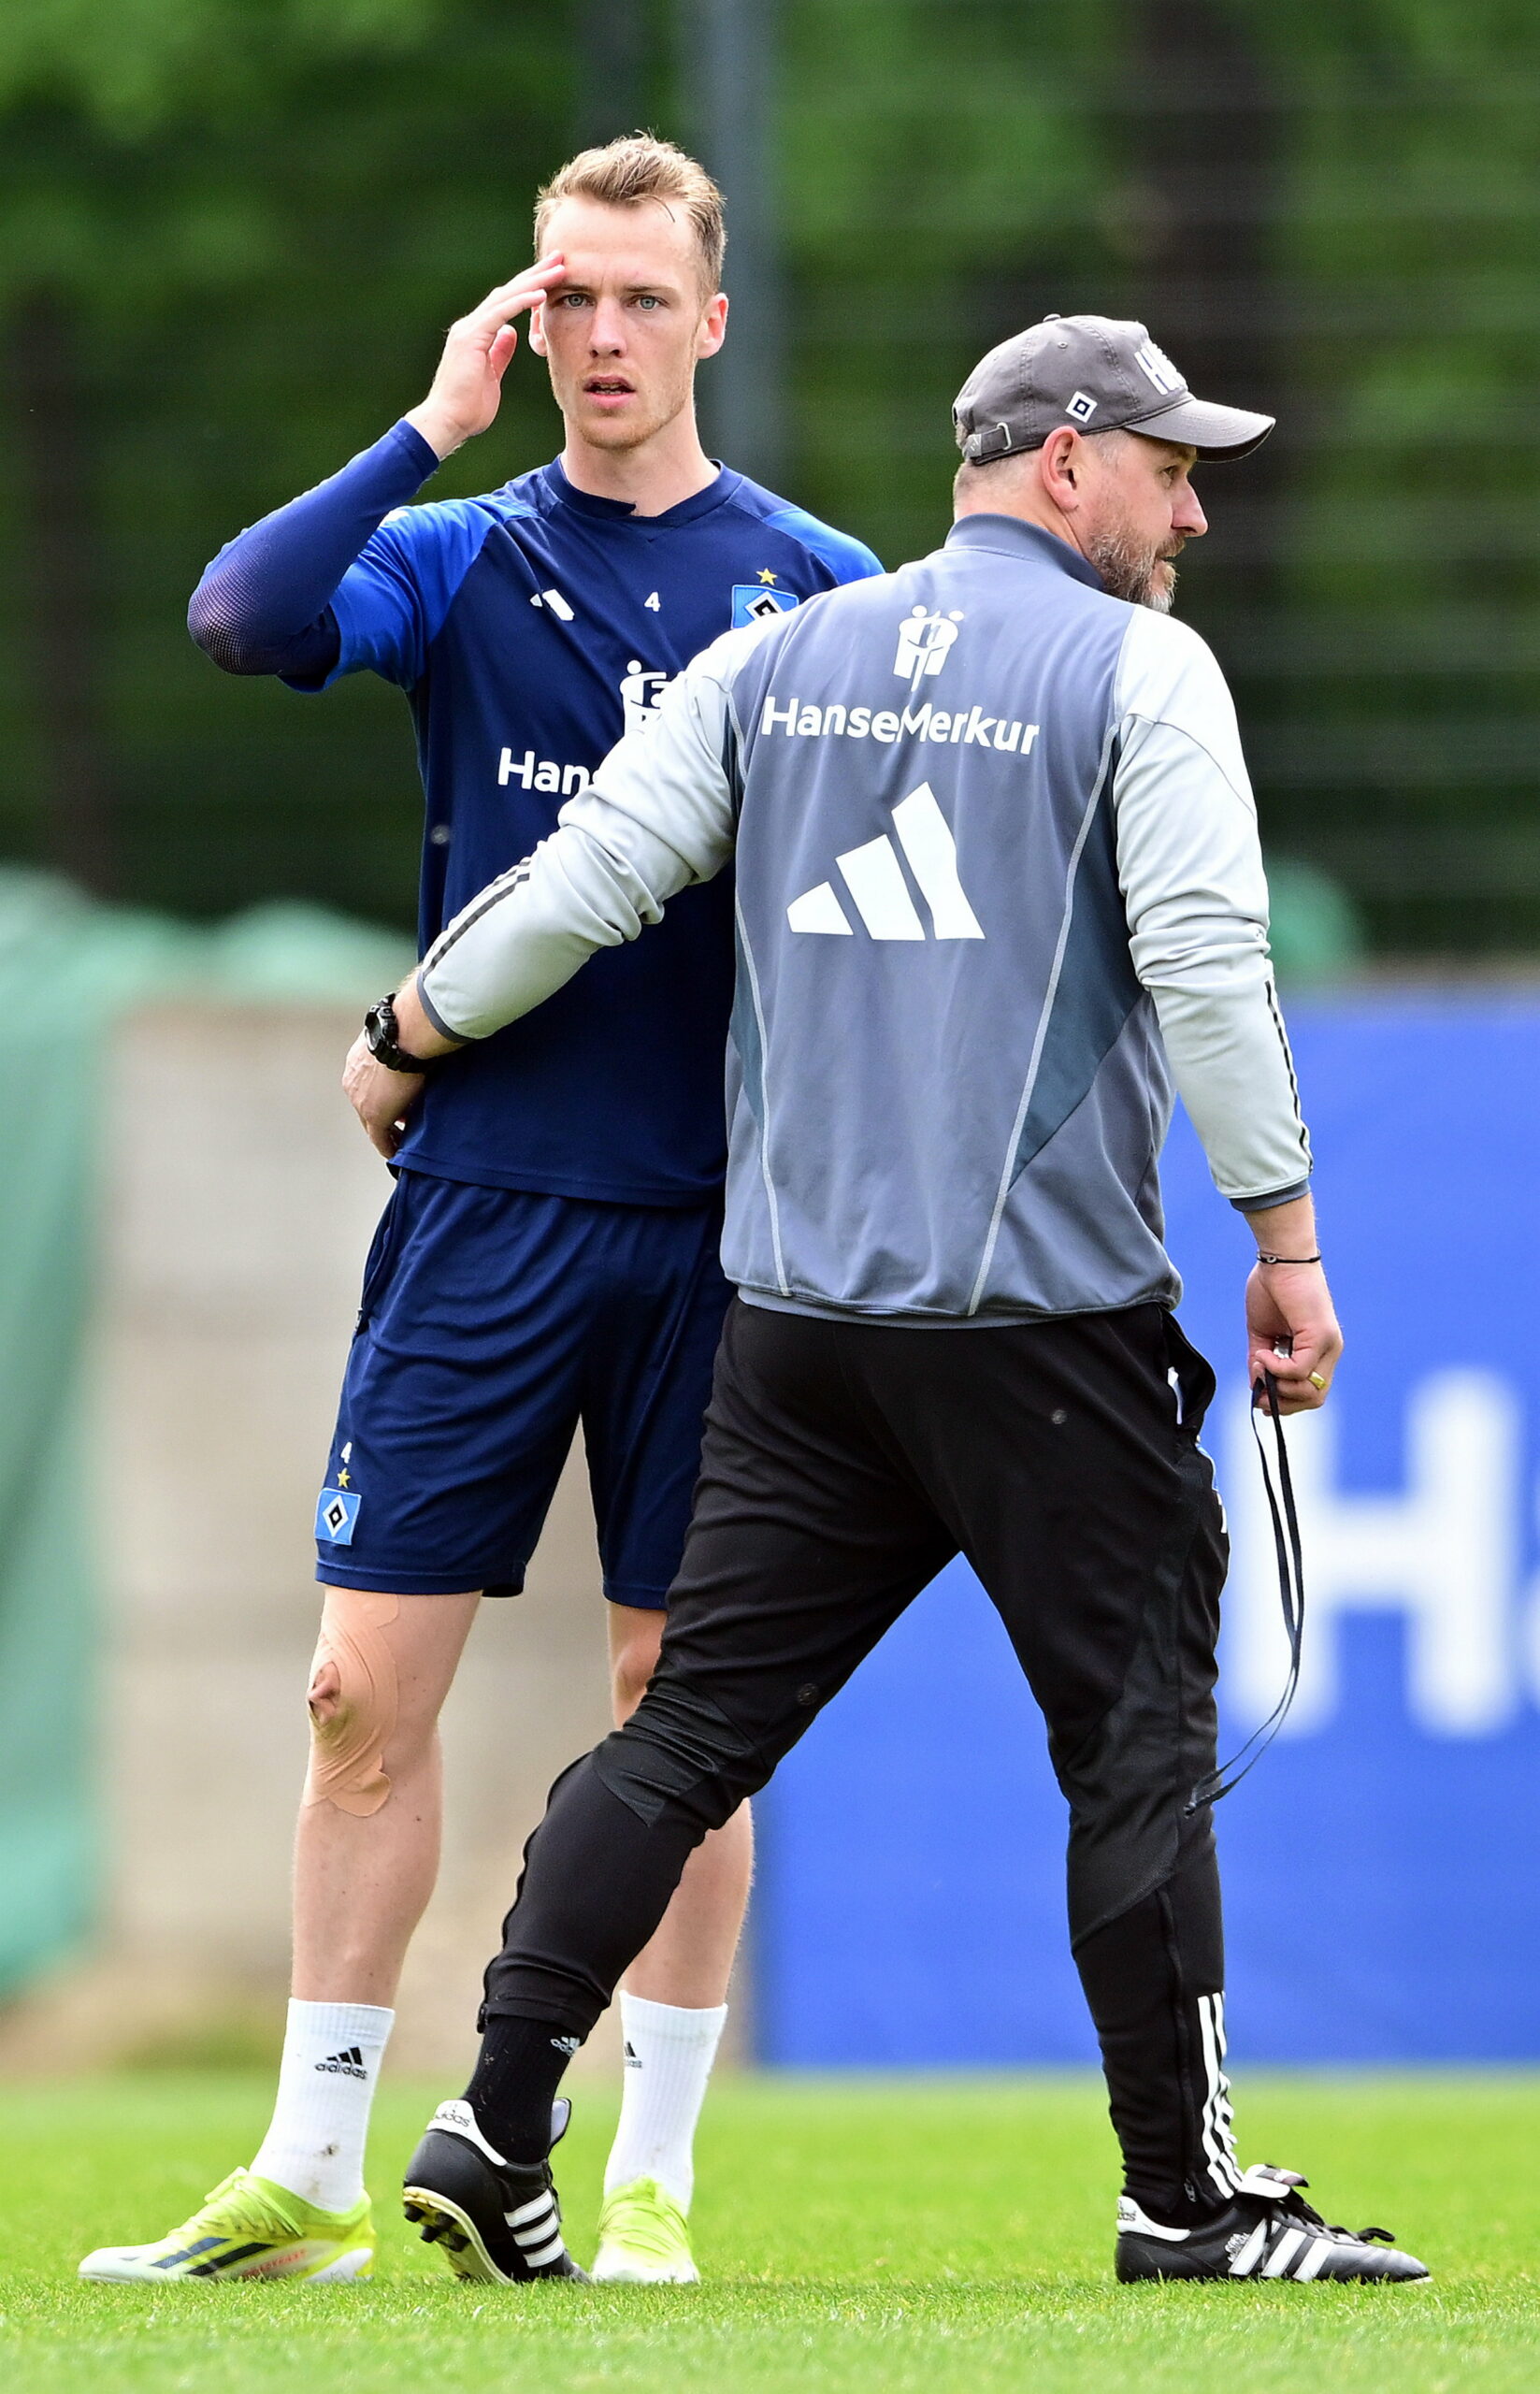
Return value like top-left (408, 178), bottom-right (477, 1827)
top-left (755, 998), bottom-right (1540, 2064)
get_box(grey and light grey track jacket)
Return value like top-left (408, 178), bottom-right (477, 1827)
top-left (419, 513), bottom-right (1311, 1325)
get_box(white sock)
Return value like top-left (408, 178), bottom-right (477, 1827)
top-left (603, 1993), bottom-right (728, 2214)
top-left (249, 1998), bottom-right (395, 2214)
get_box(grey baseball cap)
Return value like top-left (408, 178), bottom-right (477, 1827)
top-left (954, 313), bottom-right (1274, 464)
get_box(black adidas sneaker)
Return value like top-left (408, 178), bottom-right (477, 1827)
top-left (403, 2097), bottom-right (587, 2283)
top-left (1116, 2164), bottom-right (1430, 2284)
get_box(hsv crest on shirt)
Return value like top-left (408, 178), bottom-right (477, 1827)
top-left (325, 457), bottom-right (880, 1204)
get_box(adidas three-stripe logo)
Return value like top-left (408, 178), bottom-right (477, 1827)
top-left (1196, 1992), bottom-right (1244, 2199)
top-left (506, 2186), bottom-right (566, 2270)
top-left (787, 782), bottom-right (984, 942)
top-left (315, 2045), bottom-right (367, 2077)
top-left (1224, 2166), bottom-right (1360, 2278)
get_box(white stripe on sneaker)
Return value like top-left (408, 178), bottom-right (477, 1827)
top-left (1262, 2227), bottom-right (1307, 2277)
top-left (507, 2193), bottom-right (553, 2228)
top-left (1228, 2220), bottom-right (1269, 2275)
top-left (1294, 2236), bottom-right (1332, 2281)
top-left (519, 2233), bottom-right (566, 2269)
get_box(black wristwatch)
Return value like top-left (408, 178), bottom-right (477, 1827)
top-left (363, 991), bottom-right (443, 1076)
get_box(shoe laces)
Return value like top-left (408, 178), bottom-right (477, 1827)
top-left (171, 2170), bottom-right (303, 2246)
top-left (599, 2179), bottom-right (689, 2261)
top-left (1251, 2164), bottom-right (1395, 2247)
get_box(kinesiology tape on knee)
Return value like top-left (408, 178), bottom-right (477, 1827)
top-left (304, 1592), bottom-right (400, 1817)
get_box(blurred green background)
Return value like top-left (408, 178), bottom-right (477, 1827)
top-left (0, 0), bottom-right (1534, 957)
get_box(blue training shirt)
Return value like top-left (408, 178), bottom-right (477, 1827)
top-left (194, 421), bottom-right (882, 1204)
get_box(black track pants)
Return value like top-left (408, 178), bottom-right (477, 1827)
top-left (483, 1296), bottom-right (1237, 2214)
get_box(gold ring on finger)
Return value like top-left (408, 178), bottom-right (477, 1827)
top-left (1308, 1371), bottom-right (1328, 1392)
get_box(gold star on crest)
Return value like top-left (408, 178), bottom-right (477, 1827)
top-left (758, 569), bottom-right (778, 584)
top-left (337, 1469), bottom-right (351, 1488)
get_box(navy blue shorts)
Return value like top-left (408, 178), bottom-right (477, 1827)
top-left (313, 1171), bottom-right (731, 1607)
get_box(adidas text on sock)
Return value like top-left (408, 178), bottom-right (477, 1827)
top-left (604, 1994), bottom-right (728, 2214)
top-left (464, 2013), bottom-right (581, 2165)
top-left (250, 1998), bottom-right (394, 2214)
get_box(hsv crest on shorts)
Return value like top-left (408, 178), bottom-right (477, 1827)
top-left (316, 1487), bottom-right (361, 1545)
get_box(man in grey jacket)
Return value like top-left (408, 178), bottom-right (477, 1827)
top-left (350, 316), bottom-right (1426, 2286)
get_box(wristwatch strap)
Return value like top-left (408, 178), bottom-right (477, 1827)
top-left (363, 991), bottom-right (441, 1075)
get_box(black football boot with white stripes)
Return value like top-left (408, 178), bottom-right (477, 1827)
top-left (403, 2097), bottom-right (587, 2283)
top-left (1116, 2164), bottom-right (1430, 2284)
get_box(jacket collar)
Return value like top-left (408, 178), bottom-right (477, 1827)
top-left (943, 512), bottom-right (1104, 590)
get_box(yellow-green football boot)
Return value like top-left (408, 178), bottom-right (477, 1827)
top-left (79, 2168), bottom-right (374, 2283)
top-left (590, 2177), bottom-right (699, 2284)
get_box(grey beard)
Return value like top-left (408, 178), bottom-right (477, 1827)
top-left (1086, 526), bottom-right (1177, 613)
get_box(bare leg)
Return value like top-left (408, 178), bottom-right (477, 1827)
top-left (294, 1589), bottom-right (480, 2003)
top-left (607, 1605), bottom-right (753, 2006)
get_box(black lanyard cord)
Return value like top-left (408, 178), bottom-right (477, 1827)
top-left (1185, 1367), bottom-right (1304, 1816)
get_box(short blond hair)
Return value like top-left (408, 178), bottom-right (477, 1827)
top-left (535, 135), bottom-right (726, 294)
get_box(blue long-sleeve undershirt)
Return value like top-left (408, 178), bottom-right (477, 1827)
top-left (187, 418), bottom-right (440, 681)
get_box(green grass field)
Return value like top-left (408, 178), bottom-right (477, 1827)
top-left (4, 2071), bottom-right (1539, 2391)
